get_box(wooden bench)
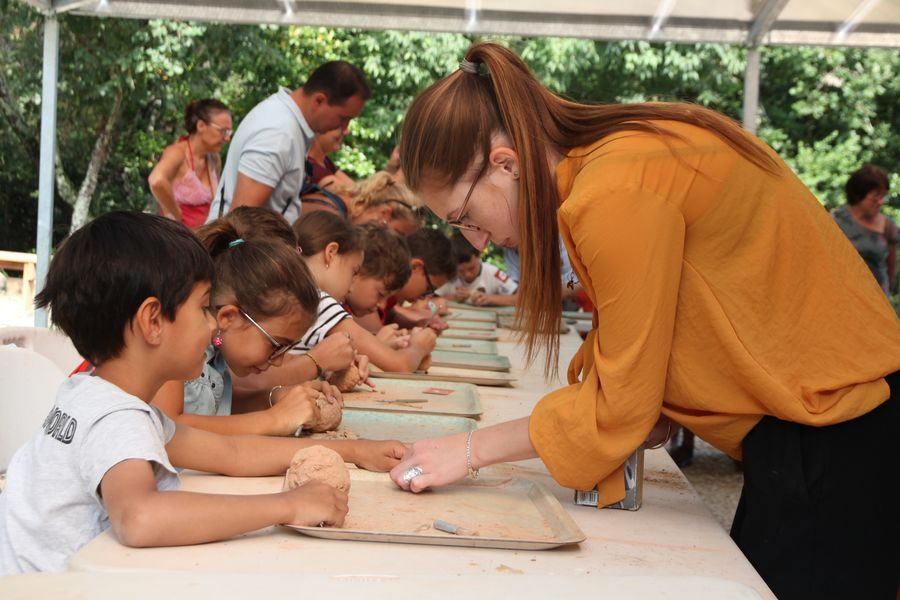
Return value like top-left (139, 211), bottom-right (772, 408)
top-left (0, 250), bottom-right (38, 307)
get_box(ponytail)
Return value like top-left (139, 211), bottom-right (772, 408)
top-left (197, 215), bottom-right (318, 320)
top-left (400, 41), bottom-right (778, 375)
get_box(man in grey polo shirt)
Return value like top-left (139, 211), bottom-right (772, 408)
top-left (209, 61), bottom-right (369, 224)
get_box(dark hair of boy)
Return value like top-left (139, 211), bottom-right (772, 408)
top-left (406, 228), bottom-right (456, 279)
top-left (303, 61), bottom-right (371, 105)
top-left (293, 210), bottom-right (366, 257)
top-left (201, 206), bottom-right (297, 248)
top-left (184, 98), bottom-right (229, 134)
top-left (845, 164), bottom-right (889, 205)
top-left (450, 230), bottom-right (480, 265)
top-left (35, 211), bottom-right (214, 365)
top-left (198, 219), bottom-right (318, 322)
top-left (358, 223), bottom-right (413, 292)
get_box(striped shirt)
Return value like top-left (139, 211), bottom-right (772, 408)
top-left (292, 291), bottom-right (351, 352)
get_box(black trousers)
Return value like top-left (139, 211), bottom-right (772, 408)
top-left (731, 371), bottom-right (899, 600)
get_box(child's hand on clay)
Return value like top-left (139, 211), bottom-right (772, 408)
top-left (348, 439), bottom-right (408, 472)
top-left (282, 481), bottom-right (349, 527)
top-left (268, 385), bottom-right (321, 436)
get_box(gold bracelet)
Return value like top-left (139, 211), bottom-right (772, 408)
top-left (304, 352), bottom-right (324, 379)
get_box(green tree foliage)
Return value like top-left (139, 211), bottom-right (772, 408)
top-left (0, 3), bottom-right (898, 250)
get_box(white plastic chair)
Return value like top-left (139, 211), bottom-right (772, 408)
top-left (0, 346), bottom-right (65, 477)
top-left (0, 327), bottom-right (83, 375)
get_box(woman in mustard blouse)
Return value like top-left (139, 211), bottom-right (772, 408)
top-left (388, 42), bottom-right (899, 599)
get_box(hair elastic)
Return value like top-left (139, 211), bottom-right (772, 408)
top-left (228, 238), bottom-right (245, 248)
top-left (458, 59), bottom-right (483, 75)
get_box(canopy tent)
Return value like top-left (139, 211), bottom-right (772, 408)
top-left (22, 0), bottom-right (900, 48)
top-left (18, 0), bottom-right (900, 325)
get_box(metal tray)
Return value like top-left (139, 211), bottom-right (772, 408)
top-left (332, 410), bottom-right (477, 442)
top-left (342, 378), bottom-right (482, 418)
top-left (562, 310), bottom-right (593, 322)
top-left (445, 308), bottom-right (498, 323)
top-left (445, 319), bottom-right (496, 331)
top-left (283, 470), bottom-right (585, 550)
top-left (447, 302), bottom-right (516, 314)
top-left (430, 350), bottom-right (511, 372)
top-left (434, 338), bottom-right (499, 354)
top-left (441, 329), bottom-right (500, 341)
top-left (371, 365), bottom-right (516, 387)
top-left (497, 314), bottom-right (570, 334)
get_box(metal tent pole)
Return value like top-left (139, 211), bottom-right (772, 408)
top-left (35, 12), bottom-right (60, 327)
top-left (742, 46), bottom-right (761, 135)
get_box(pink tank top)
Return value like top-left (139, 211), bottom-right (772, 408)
top-left (171, 137), bottom-right (218, 228)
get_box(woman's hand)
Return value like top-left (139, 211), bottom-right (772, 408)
top-left (267, 385), bottom-right (321, 436)
top-left (313, 332), bottom-right (355, 372)
top-left (282, 481), bottom-right (348, 527)
top-left (347, 439), bottom-right (408, 472)
top-left (389, 434), bottom-right (468, 493)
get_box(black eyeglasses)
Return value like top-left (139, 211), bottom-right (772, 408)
top-left (447, 174), bottom-right (483, 232)
top-left (236, 307), bottom-right (295, 364)
top-left (423, 270), bottom-right (437, 296)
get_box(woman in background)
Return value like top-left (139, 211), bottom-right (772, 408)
top-left (833, 164), bottom-right (897, 295)
top-left (149, 99), bottom-right (231, 228)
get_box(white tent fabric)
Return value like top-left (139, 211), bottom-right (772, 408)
top-left (22, 0), bottom-right (900, 48)
top-left (17, 0), bottom-right (900, 326)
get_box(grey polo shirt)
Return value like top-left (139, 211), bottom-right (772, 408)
top-left (210, 87), bottom-right (315, 224)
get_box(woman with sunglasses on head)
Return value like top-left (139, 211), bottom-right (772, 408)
top-left (389, 42), bottom-right (900, 600)
top-left (149, 99), bottom-right (232, 228)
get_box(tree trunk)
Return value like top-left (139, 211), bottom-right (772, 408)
top-left (68, 89), bottom-right (124, 233)
top-left (54, 149), bottom-right (77, 208)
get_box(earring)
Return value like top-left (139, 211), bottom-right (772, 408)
top-left (212, 329), bottom-right (224, 347)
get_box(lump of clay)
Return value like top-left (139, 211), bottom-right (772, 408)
top-left (310, 393), bottom-right (343, 433)
top-left (329, 364), bottom-right (361, 393)
top-left (417, 354), bottom-right (432, 372)
top-left (285, 445), bottom-right (350, 493)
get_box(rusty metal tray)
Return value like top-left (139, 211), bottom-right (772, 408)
top-left (325, 410), bottom-right (477, 443)
top-left (441, 329), bottom-right (500, 341)
top-left (444, 319), bottom-right (496, 331)
top-left (283, 471), bottom-right (585, 550)
top-left (370, 365), bottom-right (516, 387)
top-left (445, 308), bottom-right (498, 323)
top-left (342, 378), bottom-right (482, 418)
top-left (434, 338), bottom-right (499, 354)
top-left (430, 350), bottom-right (511, 372)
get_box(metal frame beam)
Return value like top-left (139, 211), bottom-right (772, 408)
top-left (35, 14), bottom-right (60, 327)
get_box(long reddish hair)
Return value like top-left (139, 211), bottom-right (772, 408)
top-left (400, 42), bottom-right (777, 375)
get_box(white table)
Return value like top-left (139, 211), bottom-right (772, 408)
top-left (66, 329), bottom-right (773, 598)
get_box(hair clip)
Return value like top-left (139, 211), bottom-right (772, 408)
top-left (228, 238), bottom-right (245, 248)
top-left (459, 58), bottom-right (485, 76)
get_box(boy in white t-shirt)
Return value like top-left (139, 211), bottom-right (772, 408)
top-left (436, 233), bottom-right (518, 306)
top-left (0, 212), bottom-right (403, 575)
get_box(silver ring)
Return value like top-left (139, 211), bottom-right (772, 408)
top-left (401, 465), bottom-right (424, 483)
